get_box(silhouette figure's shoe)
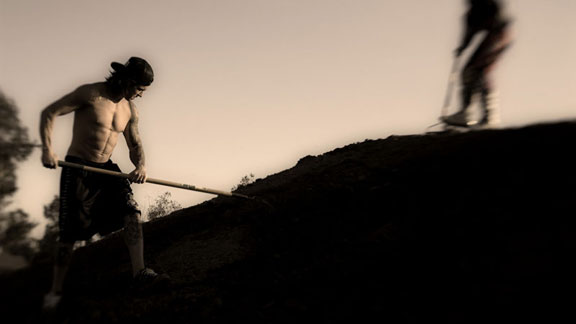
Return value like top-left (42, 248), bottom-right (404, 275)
top-left (441, 111), bottom-right (477, 127)
top-left (478, 113), bottom-right (500, 129)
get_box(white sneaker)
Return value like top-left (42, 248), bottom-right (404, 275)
top-left (42, 292), bottom-right (62, 311)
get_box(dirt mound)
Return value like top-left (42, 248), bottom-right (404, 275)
top-left (2, 121), bottom-right (576, 323)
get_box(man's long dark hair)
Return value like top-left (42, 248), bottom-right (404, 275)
top-left (106, 57), bottom-right (154, 93)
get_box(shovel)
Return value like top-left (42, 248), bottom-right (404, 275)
top-left (425, 56), bottom-right (461, 132)
top-left (57, 160), bottom-right (256, 200)
top-left (440, 56), bottom-right (461, 119)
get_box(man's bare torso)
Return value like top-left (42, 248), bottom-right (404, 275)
top-left (67, 83), bottom-right (133, 163)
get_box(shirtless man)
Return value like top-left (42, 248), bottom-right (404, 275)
top-left (40, 57), bottom-right (166, 309)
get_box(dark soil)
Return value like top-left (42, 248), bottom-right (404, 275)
top-left (2, 121), bottom-right (576, 323)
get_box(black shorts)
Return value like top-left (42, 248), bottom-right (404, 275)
top-left (59, 156), bottom-right (140, 243)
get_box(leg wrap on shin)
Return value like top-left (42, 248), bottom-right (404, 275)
top-left (123, 212), bottom-right (143, 246)
top-left (55, 242), bottom-right (74, 266)
top-left (480, 88), bottom-right (500, 125)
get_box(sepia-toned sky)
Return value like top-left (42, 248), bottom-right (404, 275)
top-left (1, 0), bottom-right (575, 238)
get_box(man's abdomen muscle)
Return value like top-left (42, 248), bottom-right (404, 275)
top-left (68, 97), bottom-right (131, 163)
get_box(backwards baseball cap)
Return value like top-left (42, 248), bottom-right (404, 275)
top-left (110, 57), bottom-right (154, 86)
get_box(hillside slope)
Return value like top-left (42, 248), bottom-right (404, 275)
top-left (2, 121), bottom-right (576, 323)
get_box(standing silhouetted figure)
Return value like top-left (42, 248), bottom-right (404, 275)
top-left (442, 0), bottom-right (512, 127)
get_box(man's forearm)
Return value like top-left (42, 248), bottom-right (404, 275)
top-left (129, 146), bottom-right (145, 169)
top-left (40, 109), bottom-right (55, 152)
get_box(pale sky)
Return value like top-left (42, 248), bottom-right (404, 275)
top-left (1, 0), bottom-right (574, 238)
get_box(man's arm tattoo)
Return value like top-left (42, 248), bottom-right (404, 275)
top-left (125, 103), bottom-right (145, 168)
